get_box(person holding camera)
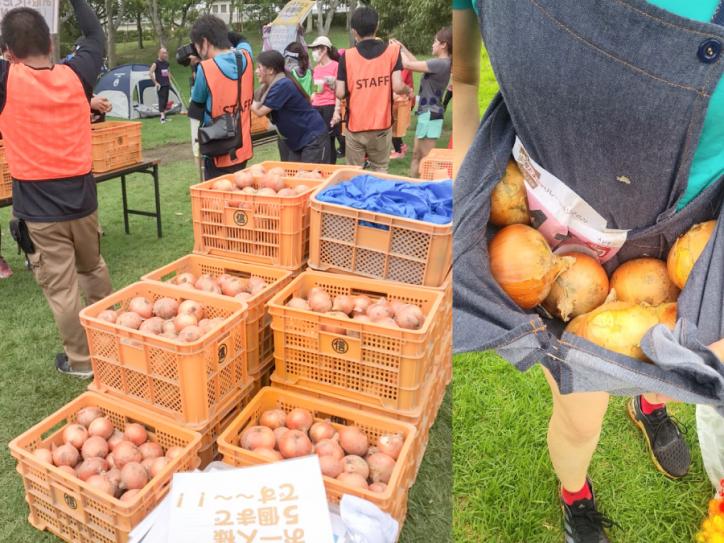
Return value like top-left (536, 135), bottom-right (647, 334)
top-left (0, 0), bottom-right (112, 377)
top-left (187, 15), bottom-right (254, 180)
top-left (149, 48), bottom-right (171, 124)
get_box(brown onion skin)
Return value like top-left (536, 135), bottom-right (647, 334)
top-left (610, 257), bottom-right (679, 306)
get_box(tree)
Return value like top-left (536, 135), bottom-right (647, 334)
top-left (315, 0), bottom-right (339, 36)
top-left (370, 0), bottom-right (449, 54)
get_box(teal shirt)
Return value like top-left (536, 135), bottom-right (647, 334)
top-left (452, 0), bottom-right (479, 17)
top-left (647, 0), bottom-right (724, 209)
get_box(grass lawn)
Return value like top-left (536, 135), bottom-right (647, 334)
top-left (452, 52), bottom-right (713, 542)
top-left (0, 35), bottom-right (451, 542)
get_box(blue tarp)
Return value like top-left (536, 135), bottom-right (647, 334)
top-left (315, 175), bottom-right (453, 225)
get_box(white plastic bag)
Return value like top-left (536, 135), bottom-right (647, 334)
top-left (697, 404), bottom-right (724, 491)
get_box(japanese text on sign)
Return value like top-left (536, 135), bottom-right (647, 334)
top-left (0, 0), bottom-right (58, 34)
top-left (168, 456), bottom-right (334, 543)
top-left (272, 0), bottom-right (314, 26)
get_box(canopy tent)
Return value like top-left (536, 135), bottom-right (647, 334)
top-left (94, 64), bottom-right (186, 120)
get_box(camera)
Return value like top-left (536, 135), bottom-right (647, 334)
top-left (176, 42), bottom-right (199, 66)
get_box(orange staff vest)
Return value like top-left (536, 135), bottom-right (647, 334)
top-left (0, 63), bottom-right (91, 181)
top-left (199, 49), bottom-right (254, 168)
top-left (344, 42), bottom-right (400, 133)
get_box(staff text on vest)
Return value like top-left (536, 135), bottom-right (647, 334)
top-left (355, 75), bottom-right (391, 89)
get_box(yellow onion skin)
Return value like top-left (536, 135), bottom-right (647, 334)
top-left (654, 302), bottom-right (677, 330)
top-left (565, 301), bottom-right (660, 362)
top-left (489, 224), bottom-right (574, 310)
top-left (489, 160), bottom-right (530, 227)
top-left (667, 220), bottom-right (716, 289)
top-left (542, 252), bottom-right (609, 322)
top-left (610, 257), bottom-right (679, 306)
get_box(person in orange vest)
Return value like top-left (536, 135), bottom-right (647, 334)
top-left (188, 15), bottom-right (254, 180)
top-left (0, 0), bottom-right (112, 377)
top-left (335, 6), bottom-right (409, 172)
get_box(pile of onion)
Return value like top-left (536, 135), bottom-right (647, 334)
top-left (169, 271), bottom-right (268, 304)
top-left (489, 159), bottom-right (530, 227)
top-left (98, 295), bottom-right (225, 343)
top-left (239, 407), bottom-right (402, 493)
top-left (210, 165), bottom-right (311, 198)
top-left (285, 288), bottom-right (426, 332)
top-left (30, 407), bottom-right (184, 502)
top-left (294, 170), bottom-right (323, 180)
top-left (542, 252), bottom-right (609, 322)
top-left (667, 220), bottom-right (716, 289)
top-left (489, 224), bottom-right (575, 309)
top-left (610, 257), bottom-right (679, 306)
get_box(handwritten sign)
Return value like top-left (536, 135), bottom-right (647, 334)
top-left (0, 0), bottom-right (59, 34)
top-left (167, 456), bottom-right (334, 543)
top-left (272, 0), bottom-right (315, 26)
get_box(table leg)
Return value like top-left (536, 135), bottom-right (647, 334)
top-left (121, 174), bottom-right (130, 234)
top-left (153, 165), bottom-right (162, 238)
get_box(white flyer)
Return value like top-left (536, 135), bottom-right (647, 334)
top-left (166, 456), bottom-right (334, 543)
top-left (512, 137), bottom-right (629, 263)
top-left (0, 0), bottom-right (59, 34)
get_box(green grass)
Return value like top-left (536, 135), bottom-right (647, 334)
top-left (452, 51), bottom-right (712, 543)
top-left (0, 36), bottom-right (451, 542)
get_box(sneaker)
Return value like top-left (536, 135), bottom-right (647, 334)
top-left (336, 149), bottom-right (345, 158)
top-left (160, 118), bottom-right (166, 124)
top-left (0, 257), bottom-right (11, 279)
top-left (55, 353), bottom-right (93, 379)
top-left (628, 396), bottom-right (691, 478)
top-left (561, 480), bottom-right (614, 543)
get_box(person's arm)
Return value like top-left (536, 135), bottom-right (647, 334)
top-left (391, 70), bottom-right (408, 95)
top-left (335, 56), bottom-right (347, 100)
top-left (149, 62), bottom-right (158, 88)
top-left (331, 97), bottom-right (342, 126)
top-left (65, 0), bottom-right (106, 97)
top-left (452, 7), bottom-right (482, 177)
top-left (251, 102), bottom-right (272, 116)
top-left (189, 66), bottom-right (209, 122)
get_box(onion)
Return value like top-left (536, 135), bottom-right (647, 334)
top-left (153, 298), bottom-right (179, 319)
top-left (308, 291), bottom-right (333, 313)
top-left (57, 465), bottom-right (76, 475)
top-left (173, 272), bottom-right (196, 286)
top-left (241, 187), bottom-right (257, 195)
top-left (247, 277), bottom-right (267, 295)
top-left (211, 178), bottom-right (234, 191)
top-left (257, 187), bottom-right (277, 196)
top-left (375, 317), bottom-right (398, 328)
top-left (139, 317), bottom-right (165, 335)
top-left (342, 455), bottom-right (369, 479)
top-left (195, 274), bottom-right (221, 294)
top-left (141, 457), bottom-right (155, 474)
top-left (249, 164), bottom-right (266, 182)
top-left (234, 170), bottom-right (254, 189)
top-left (174, 313), bottom-right (198, 333)
top-left (254, 447), bottom-right (284, 461)
top-left (178, 325), bottom-right (204, 342)
top-left (319, 455), bottom-right (344, 478)
top-left (710, 339), bottom-right (724, 361)
top-left (294, 184), bottom-right (310, 194)
top-left (321, 312), bottom-right (348, 335)
top-left (309, 421), bottom-right (337, 443)
top-left (336, 472), bottom-right (369, 490)
top-left (82, 436), bottom-right (109, 459)
top-left (128, 297), bottom-right (153, 319)
top-left (352, 314), bottom-right (372, 324)
top-left (566, 301), bottom-right (660, 362)
top-left (286, 408), bottom-right (314, 433)
top-left (235, 292), bottom-right (253, 303)
top-left (53, 443), bottom-right (80, 467)
top-left (33, 447), bottom-right (53, 464)
top-left (240, 426), bottom-right (276, 451)
top-left (277, 188), bottom-right (297, 197)
top-left (377, 433), bottom-right (404, 460)
top-left (98, 310), bottom-right (118, 323)
top-left (489, 224), bottom-right (575, 309)
top-left (113, 441), bottom-right (143, 469)
top-left (286, 297), bottom-right (311, 310)
top-left (655, 302), bottom-right (677, 330)
top-left (75, 457), bottom-right (109, 481)
top-left (542, 252), bottom-right (610, 322)
top-left (178, 300), bottom-right (204, 321)
top-left (314, 439), bottom-right (344, 460)
top-left (139, 442), bottom-right (163, 460)
top-left (120, 489), bottom-right (141, 502)
top-left (124, 424), bottom-right (147, 446)
top-left (108, 430), bottom-right (125, 451)
top-left (369, 482), bottom-right (388, 493)
top-left (150, 456), bottom-right (170, 477)
top-left (86, 474), bottom-right (115, 496)
top-left (667, 220), bottom-right (716, 289)
top-left (610, 258), bottom-right (679, 306)
top-left (106, 454), bottom-right (116, 469)
top-left (165, 446), bottom-right (185, 461)
top-left (367, 452), bottom-right (396, 483)
top-left (76, 407), bottom-right (104, 428)
top-left (274, 427), bottom-right (289, 449)
top-left (394, 304), bottom-right (425, 330)
top-left (268, 166), bottom-right (285, 178)
top-left (278, 430), bottom-right (314, 459)
top-left (116, 312), bottom-right (143, 330)
top-left (221, 277), bottom-right (246, 297)
top-left (63, 424), bottom-right (88, 449)
top-left (353, 295), bottom-right (372, 315)
top-left (366, 300), bottom-right (393, 321)
top-left (120, 462), bottom-right (149, 490)
top-left (259, 409), bottom-right (287, 430)
top-left (332, 295), bottom-right (355, 315)
top-left (338, 426), bottom-right (369, 456)
top-left (489, 160), bottom-right (530, 226)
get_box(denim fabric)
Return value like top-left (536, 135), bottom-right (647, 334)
top-left (455, 0), bottom-right (724, 409)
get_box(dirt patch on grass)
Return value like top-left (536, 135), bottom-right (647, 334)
top-left (145, 142), bottom-right (197, 166)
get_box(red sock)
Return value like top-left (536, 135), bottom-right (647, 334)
top-left (562, 481), bottom-right (592, 505)
top-left (640, 395), bottom-right (665, 415)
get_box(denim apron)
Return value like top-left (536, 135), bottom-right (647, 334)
top-left (454, 0), bottom-right (724, 410)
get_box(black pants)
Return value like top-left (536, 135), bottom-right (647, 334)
top-left (313, 104), bottom-right (339, 164)
top-left (278, 133), bottom-right (331, 164)
top-left (203, 156), bottom-right (248, 180)
top-left (158, 85), bottom-right (170, 116)
top-left (392, 137), bottom-right (404, 153)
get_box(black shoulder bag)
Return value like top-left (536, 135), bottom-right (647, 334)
top-left (198, 51), bottom-right (244, 161)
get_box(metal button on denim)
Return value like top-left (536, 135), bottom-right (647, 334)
top-left (698, 39), bottom-right (722, 63)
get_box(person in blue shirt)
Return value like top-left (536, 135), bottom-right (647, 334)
top-left (251, 50), bottom-right (330, 164)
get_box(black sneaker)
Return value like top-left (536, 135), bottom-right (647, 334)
top-left (627, 396), bottom-right (690, 479)
top-left (336, 148), bottom-right (345, 158)
top-left (561, 480), bottom-right (614, 543)
top-left (55, 353), bottom-right (93, 379)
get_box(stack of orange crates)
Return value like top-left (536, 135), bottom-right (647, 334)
top-left (419, 147), bottom-right (454, 180)
top-left (0, 141), bottom-right (12, 200)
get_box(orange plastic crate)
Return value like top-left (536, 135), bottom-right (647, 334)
top-left (251, 112), bottom-right (270, 134)
top-left (217, 387), bottom-right (417, 529)
top-left (8, 391), bottom-right (201, 543)
top-left (435, 272), bottom-right (452, 385)
top-left (0, 141), bottom-right (11, 200)
top-left (249, 358), bottom-right (275, 396)
top-left (267, 270), bottom-right (444, 414)
top-left (80, 282), bottom-right (250, 427)
top-left (419, 148), bottom-right (453, 180)
top-left (308, 170), bottom-right (452, 287)
top-left (91, 121), bottom-right (143, 173)
top-left (142, 254), bottom-right (293, 375)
